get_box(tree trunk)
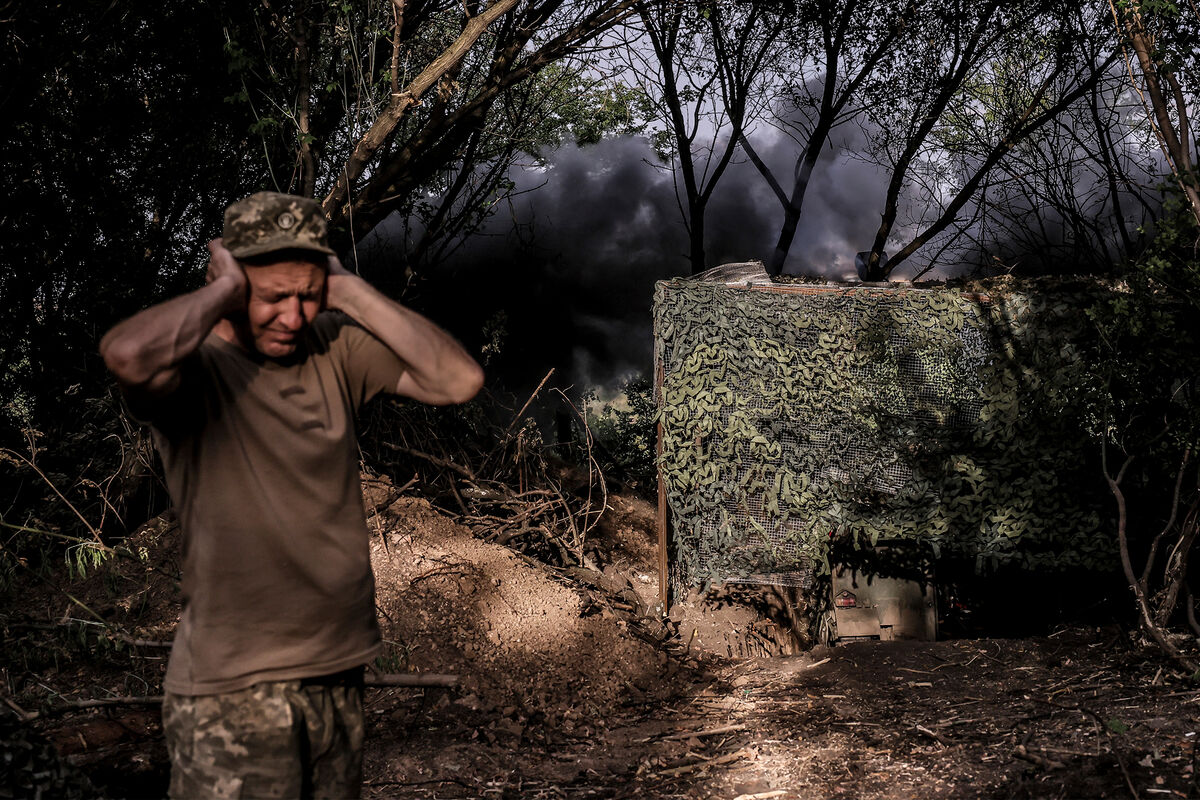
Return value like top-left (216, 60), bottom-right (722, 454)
top-left (295, 14), bottom-right (317, 198)
top-left (689, 202), bottom-right (706, 275)
top-left (768, 134), bottom-right (827, 277)
top-left (1120, 3), bottom-right (1200, 227)
top-left (1108, 455), bottom-right (1200, 673)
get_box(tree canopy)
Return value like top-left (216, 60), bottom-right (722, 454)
top-left (1, 0), bottom-right (1197, 540)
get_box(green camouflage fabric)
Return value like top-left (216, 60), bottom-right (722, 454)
top-left (162, 671), bottom-right (365, 800)
top-left (222, 192), bottom-right (336, 259)
top-left (653, 278), bottom-right (1114, 590)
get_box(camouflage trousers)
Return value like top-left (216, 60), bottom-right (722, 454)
top-left (162, 668), bottom-right (365, 800)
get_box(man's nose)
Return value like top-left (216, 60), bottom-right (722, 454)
top-left (279, 297), bottom-right (305, 329)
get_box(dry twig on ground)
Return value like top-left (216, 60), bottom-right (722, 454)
top-left (363, 385), bottom-right (609, 571)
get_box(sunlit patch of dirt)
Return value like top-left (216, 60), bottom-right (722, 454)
top-left (363, 629), bottom-right (1200, 799)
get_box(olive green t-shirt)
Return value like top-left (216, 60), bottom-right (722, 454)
top-left (150, 313), bottom-right (407, 696)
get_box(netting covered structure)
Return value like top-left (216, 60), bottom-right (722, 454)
top-left (654, 266), bottom-right (1114, 596)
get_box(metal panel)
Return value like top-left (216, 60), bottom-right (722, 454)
top-left (831, 565), bottom-right (937, 642)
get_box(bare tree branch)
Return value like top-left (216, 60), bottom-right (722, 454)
top-left (321, 0), bottom-right (524, 224)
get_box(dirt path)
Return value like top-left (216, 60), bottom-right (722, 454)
top-left (360, 630), bottom-right (1198, 799)
top-left (359, 495), bottom-right (1200, 799)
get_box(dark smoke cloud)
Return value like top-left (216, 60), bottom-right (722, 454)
top-left (707, 122), bottom-right (891, 278)
top-left (375, 136), bottom-right (686, 395)
top-left (367, 128), bottom-right (899, 394)
top-left (359, 58), bottom-right (1153, 395)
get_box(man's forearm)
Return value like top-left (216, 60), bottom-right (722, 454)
top-left (327, 273), bottom-right (483, 405)
top-left (101, 275), bottom-right (243, 393)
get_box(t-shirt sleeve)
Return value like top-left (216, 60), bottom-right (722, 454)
top-left (332, 316), bottom-right (409, 409)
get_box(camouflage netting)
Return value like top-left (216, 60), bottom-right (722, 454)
top-left (654, 274), bottom-right (1115, 592)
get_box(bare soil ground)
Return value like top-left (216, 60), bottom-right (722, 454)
top-left (3, 487), bottom-right (1199, 799)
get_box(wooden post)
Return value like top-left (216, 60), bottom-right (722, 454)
top-left (656, 360), bottom-right (670, 613)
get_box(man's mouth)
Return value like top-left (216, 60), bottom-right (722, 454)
top-left (260, 331), bottom-right (300, 354)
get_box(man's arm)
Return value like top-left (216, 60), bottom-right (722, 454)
top-left (325, 257), bottom-right (483, 406)
top-left (100, 240), bottom-right (246, 403)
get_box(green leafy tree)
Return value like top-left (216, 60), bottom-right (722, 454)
top-left (1088, 194), bottom-right (1200, 671)
top-left (923, 60), bottom-right (1160, 274)
top-left (859, 0), bottom-right (1123, 279)
top-left (1, 0), bottom-right (257, 544)
top-left (586, 376), bottom-right (658, 494)
top-left (214, 0), bottom-right (648, 280)
top-left (753, 0), bottom-right (921, 276)
top-left (1109, 0), bottom-right (1200, 228)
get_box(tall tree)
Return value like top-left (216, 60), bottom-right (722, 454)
top-left (866, 1), bottom-right (1123, 278)
top-left (1109, 0), bottom-right (1200, 228)
top-left (221, 0), bottom-right (642, 251)
top-left (624, 0), bottom-right (789, 274)
top-left (917, 62), bottom-right (1157, 275)
top-left (750, 0), bottom-right (919, 276)
top-left (1, 0), bottom-right (258, 532)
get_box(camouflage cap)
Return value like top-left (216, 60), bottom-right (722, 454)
top-left (222, 192), bottom-right (335, 259)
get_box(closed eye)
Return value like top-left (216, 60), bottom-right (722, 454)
top-left (263, 292), bottom-right (318, 303)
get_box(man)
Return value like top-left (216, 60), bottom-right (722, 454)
top-left (100, 191), bottom-right (483, 798)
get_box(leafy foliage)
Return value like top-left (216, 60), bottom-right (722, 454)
top-left (0, 0), bottom-right (645, 567)
top-left (0, 1), bottom-right (260, 556)
top-left (1088, 195), bottom-right (1200, 452)
top-left (585, 376), bottom-right (658, 495)
top-left (1084, 193), bottom-right (1200, 665)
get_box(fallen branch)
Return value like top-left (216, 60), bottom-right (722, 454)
top-left (407, 566), bottom-right (467, 588)
top-left (1014, 744), bottom-right (1066, 769)
top-left (116, 633), bottom-right (172, 649)
top-left (659, 722), bottom-right (747, 741)
top-left (381, 442), bottom-right (476, 481)
top-left (1035, 745), bottom-right (1103, 758)
top-left (2, 692), bottom-right (166, 721)
top-left (365, 474), bottom-right (420, 518)
top-left (61, 695), bottom-right (162, 710)
top-left (16, 619), bottom-right (174, 649)
top-left (915, 724), bottom-right (952, 747)
top-left (1, 694), bottom-right (36, 722)
top-left (366, 672), bottom-right (458, 688)
top-left (656, 747), bottom-right (751, 778)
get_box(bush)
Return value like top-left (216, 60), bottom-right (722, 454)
top-left (1086, 192), bottom-right (1200, 670)
top-left (585, 376), bottom-right (658, 497)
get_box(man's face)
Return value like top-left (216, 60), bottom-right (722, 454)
top-left (241, 259), bottom-right (327, 358)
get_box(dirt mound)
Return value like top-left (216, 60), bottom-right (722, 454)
top-left (368, 496), bottom-right (677, 721)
